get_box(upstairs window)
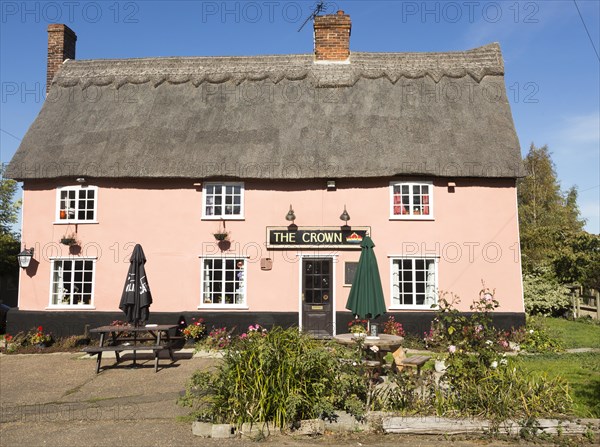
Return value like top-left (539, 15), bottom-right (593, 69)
top-left (56, 186), bottom-right (98, 223)
top-left (390, 182), bottom-right (433, 219)
top-left (202, 183), bottom-right (244, 219)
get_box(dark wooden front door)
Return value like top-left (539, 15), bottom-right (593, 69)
top-left (302, 258), bottom-right (333, 338)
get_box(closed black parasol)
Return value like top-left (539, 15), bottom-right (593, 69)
top-left (119, 244), bottom-right (153, 326)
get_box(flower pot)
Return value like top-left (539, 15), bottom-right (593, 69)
top-left (60, 238), bottom-right (77, 246)
top-left (213, 233), bottom-right (228, 241)
top-left (434, 359), bottom-right (447, 372)
top-left (352, 332), bottom-right (367, 339)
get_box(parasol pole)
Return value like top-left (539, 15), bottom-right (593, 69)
top-left (132, 321), bottom-right (137, 367)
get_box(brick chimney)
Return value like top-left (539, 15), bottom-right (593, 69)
top-left (313, 10), bottom-right (351, 62)
top-left (47, 24), bottom-right (77, 94)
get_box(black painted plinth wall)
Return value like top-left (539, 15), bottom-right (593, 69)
top-left (6, 310), bottom-right (525, 339)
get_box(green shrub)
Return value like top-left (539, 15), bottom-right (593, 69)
top-left (523, 270), bottom-right (571, 316)
top-left (438, 356), bottom-right (573, 422)
top-left (424, 286), bottom-right (504, 360)
top-left (179, 327), bottom-right (366, 427)
top-left (519, 317), bottom-right (563, 353)
top-left (372, 369), bottom-right (437, 414)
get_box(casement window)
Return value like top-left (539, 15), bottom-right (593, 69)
top-left (56, 186), bottom-right (98, 223)
top-left (390, 258), bottom-right (437, 308)
top-left (50, 258), bottom-right (96, 307)
top-left (200, 258), bottom-right (247, 307)
top-left (202, 183), bottom-right (244, 219)
top-left (390, 181), bottom-right (433, 219)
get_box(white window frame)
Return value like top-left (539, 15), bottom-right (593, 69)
top-left (55, 185), bottom-right (99, 224)
top-left (199, 255), bottom-right (248, 309)
top-left (202, 182), bottom-right (245, 220)
top-left (388, 256), bottom-right (438, 309)
top-left (47, 257), bottom-right (97, 309)
top-left (389, 181), bottom-right (434, 220)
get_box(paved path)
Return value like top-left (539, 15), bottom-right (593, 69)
top-left (0, 351), bottom-right (594, 447)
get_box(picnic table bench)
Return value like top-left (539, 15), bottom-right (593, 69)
top-left (397, 354), bottom-right (431, 375)
top-left (82, 324), bottom-right (178, 373)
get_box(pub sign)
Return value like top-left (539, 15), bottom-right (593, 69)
top-left (266, 226), bottom-right (370, 249)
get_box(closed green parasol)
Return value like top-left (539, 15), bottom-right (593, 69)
top-left (345, 236), bottom-right (386, 320)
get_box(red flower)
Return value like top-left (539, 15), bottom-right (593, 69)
top-left (37, 326), bottom-right (43, 332)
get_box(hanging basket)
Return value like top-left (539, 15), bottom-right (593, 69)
top-left (60, 237), bottom-right (78, 246)
top-left (213, 232), bottom-right (229, 241)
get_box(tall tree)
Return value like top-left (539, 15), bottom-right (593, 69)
top-left (518, 143), bottom-right (585, 272)
top-left (553, 231), bottom-right (600, 291)
top-left (0, 168), bottom-right (21, 275)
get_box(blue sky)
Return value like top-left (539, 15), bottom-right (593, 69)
top-left (1, 0), bottom-right (599, 233)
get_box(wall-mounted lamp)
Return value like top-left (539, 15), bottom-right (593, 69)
top-left (327, 180), bottom-right (336, 191)
top-left (339, 205), bottom-right (350, 223)
top-left (285, 205), bottom-right (296, 225)
top-left (17, 247), bottom-right (34, 269)
top-left (76, 177), bottom-right (86, 183)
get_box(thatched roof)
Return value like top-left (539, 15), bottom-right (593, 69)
top-left (6, 43), bottom-right (523, 180)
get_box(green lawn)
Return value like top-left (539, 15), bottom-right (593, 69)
top-left (531, 316), bottom-right (600, 349)
top-left (519, 317), bottom-right (600, 418)
top-left (518, 352), bottom-right (600, 418)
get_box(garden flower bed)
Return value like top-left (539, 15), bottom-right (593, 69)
top-left (179, 287), bottom-right (592, 442)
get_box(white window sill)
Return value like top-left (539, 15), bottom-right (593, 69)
top-left (201, 216), bottom-right (245, 221)
top-left (45, 306), bottom-right (96, 310)
top-left (198, 305), bottom-right (249, 310)
top-left (389, 306), bottom-right (436, 311)
top-left (389, 216), bottom-right (435, 221)
top-left (53, 221), bottom-right (99, 225)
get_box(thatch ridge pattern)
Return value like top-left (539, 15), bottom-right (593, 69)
top-left (53, 44), bottom-right (503, 90)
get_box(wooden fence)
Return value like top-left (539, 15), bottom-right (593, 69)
top-left (569, 286), bottom-right (600, 320)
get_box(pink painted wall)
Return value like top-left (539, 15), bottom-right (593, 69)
top-left (19, 178), bottom-right (524, 317)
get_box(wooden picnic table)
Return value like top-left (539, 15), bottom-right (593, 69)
top-left (82, 324), bottom-right (178, 373)
top-left (333, 333), bottom-right (431, 374)
top-left (333, 333), bottom-right (404, 364)
top-left (333, 333), bottom-right (404, 351)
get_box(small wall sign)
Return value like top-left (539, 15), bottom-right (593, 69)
top-left (266, 226), bottom-right (370, 249)
top-left (344, 261), bottom-right (359, 286)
